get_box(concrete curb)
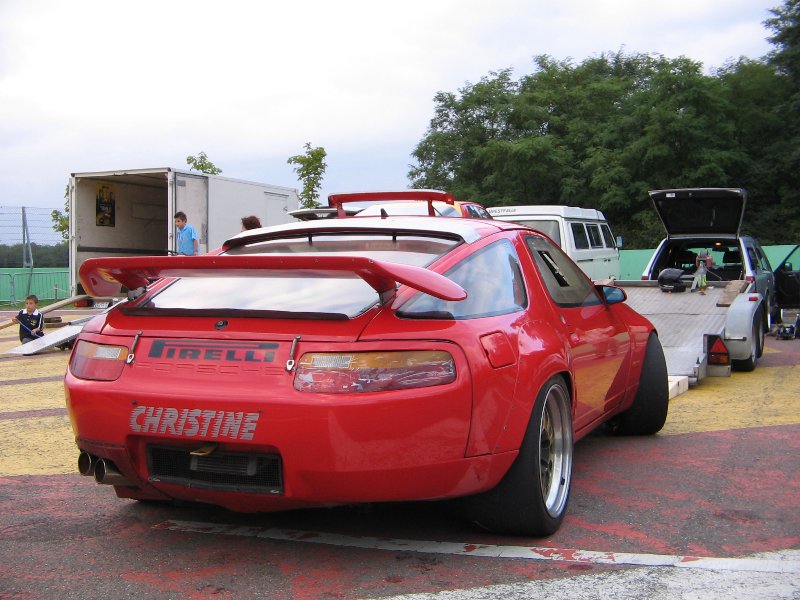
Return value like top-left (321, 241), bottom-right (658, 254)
top-left (668, 376), bottom-right (689, 399)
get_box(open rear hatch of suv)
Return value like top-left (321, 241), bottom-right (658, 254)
top-left (649, 188), bottom-right (746, 239)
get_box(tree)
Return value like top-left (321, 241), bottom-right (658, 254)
top-left (409, 69), bottom-right (519, 206)
top-left (766, 0), bottom-right (800, 84)
top-left (408, 50), bottom-right (800, 247)
top-left (0, 242), bottom-right (68, 267)
top-left (51, 184), bottom-right (70, 241)
top-left (287, 143), bottom-right (327, 208)
top-left (763, 0), bottom-right (800, 243)
top-left (186, 151), bottom-right (222, 175)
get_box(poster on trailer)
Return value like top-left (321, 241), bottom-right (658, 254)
top-left (96, 183), bottom-right (115, 227)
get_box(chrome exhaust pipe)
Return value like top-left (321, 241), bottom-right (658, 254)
top-left (78, 451), bottom-right (97, 476)
top-left (93, 459), bottom-right (133, 486)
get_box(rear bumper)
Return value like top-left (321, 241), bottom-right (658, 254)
top-left (75, 436), bottom-right (515, 511)
top-left (66, 372), bottom-right (514, 510)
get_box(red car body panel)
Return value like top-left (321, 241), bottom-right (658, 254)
top-left (65, 215), bottom-right (657, 514)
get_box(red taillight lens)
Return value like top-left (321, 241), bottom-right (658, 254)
top-left (293, 350), bottom-right (456, 393)
top-left (707, 337), bottom-right (730, 365)
top-left (69, 340), bottom-right (128, 381)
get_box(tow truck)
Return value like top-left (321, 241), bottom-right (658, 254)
top-left (614, 188), bottom-right (800, 385)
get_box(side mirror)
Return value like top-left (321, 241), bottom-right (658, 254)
top-left (784, 262), bottom-right (793, 271)
top-left (597, 285), bottom-right (626, 305)
top-left (615, 235), bottom-right (624, 249)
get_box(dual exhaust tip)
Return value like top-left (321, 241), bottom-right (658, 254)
top-left (78, 451), bottom-right (132, 486)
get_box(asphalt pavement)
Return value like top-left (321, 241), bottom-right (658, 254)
top-left (0, 309), bottom-right (798, 599)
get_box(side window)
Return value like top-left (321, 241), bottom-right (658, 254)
top-left (754, 245), bottom-right (772, 272)
top-left (398, 239), bottom-right (527, 319)
top-left (571, 222), bottom-right (590, 250)
top-left (747, 246), bottom-right (761, 273)
top-left (586, 224), bottom-right (604, 248)
top-left (525, 235), bottom-right (601, 308)
top-left (600, 224), bottom-right (616, 248)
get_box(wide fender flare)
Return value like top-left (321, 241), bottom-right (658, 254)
top-left (618, 324), bottom-right (661, 413)
top-left (489, 323), bottom-right (572, 454)
top-left (724, 292), bottom-right (765, 360)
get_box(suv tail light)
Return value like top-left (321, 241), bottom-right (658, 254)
top-left (70, 340), bottom-right (128, 381)
top-left (294, 350), bottom-right (455, 393)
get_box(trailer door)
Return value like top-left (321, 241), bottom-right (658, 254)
top-left (174, 173), bottom-right (209, 254)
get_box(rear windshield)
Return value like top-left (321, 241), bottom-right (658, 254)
top-left (136, 233), bottom-right (460, 318)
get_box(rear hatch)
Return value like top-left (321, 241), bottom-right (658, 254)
top-left (71, 252), bottom-right (470, 449)
top-left (78, 239), bottom-right (469, 361)
top-left (649, 188), bottom-right (746, 238)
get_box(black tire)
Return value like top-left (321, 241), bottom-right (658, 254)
top-left (767, 300), bottom-right (780, 330)
top-left (608, 333), bottom-right (669, 436)
top-left (457, 375), bottom-right (573, 536)
top-left (756, 307), bottom-right (767, 359)
top-left (732, 310), bottom-right (764, 372)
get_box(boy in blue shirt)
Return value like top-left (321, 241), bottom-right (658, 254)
top-left (16, 294), bottom-right (45, 343)
top-left (174, 211), bottom-right (199, 256)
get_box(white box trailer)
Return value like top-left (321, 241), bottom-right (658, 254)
top-left (68, 167), bottom-right (299, 299)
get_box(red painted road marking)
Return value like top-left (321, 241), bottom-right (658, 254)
top-left (156, 520), bottom-right (800, 574)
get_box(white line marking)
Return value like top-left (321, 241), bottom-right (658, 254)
top-left (155, 520), bottom-right (800, 574)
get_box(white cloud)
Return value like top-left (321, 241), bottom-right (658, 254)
top-left (0, 0), bottom-right (776, 208)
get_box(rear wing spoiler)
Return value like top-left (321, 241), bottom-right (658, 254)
top-left (79, 254), bottom-right (467, 304)
top-left (328, 190), bottom-right (456, 218)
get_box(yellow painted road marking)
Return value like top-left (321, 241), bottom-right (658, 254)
top-left (0, 353), bottom-right (68, 375)
top-left (660, 362), bottom-right (800, 435)
top-left (0, 415), bottom-right (76, 476)
top-left (1, 381), bottom-right (66, 412)
top-left (0, 349), bottom-right (74, 476)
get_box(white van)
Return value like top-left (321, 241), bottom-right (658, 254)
top-left (487, 205), bottom-right (620, 280)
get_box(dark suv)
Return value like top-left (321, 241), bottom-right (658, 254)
top-left (641, 188), bottom-right (779, 323)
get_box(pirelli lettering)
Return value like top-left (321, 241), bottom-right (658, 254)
top-left (130, 406), bottom-right (260, 440)
top-left (148, 340), bottom-right (278, 363)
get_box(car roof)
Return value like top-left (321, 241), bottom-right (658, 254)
top-left (224, 215), bottom-right (520, 249)
top-left (488, 205), bottom-right (607, 220)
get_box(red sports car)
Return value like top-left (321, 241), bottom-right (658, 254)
top-left (66, 206), bottom-right (668, 536)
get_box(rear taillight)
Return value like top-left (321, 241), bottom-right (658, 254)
top-left (294, 350), bottom-right (456, 393)
top-left (69, 340), bottom-right (128, 381)
top-left (707, 336), bottom-right (730, 365)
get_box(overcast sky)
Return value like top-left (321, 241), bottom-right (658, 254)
top-left (0, 0), bottom-right (779, 213)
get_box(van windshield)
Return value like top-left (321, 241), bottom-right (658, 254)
top-left (513, 219), bottom-right (560, 245)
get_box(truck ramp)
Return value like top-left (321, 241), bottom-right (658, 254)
top-left (622, 284), bottom-right (729, 382)
top-left (4, 316), bottom-right (93, 356)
